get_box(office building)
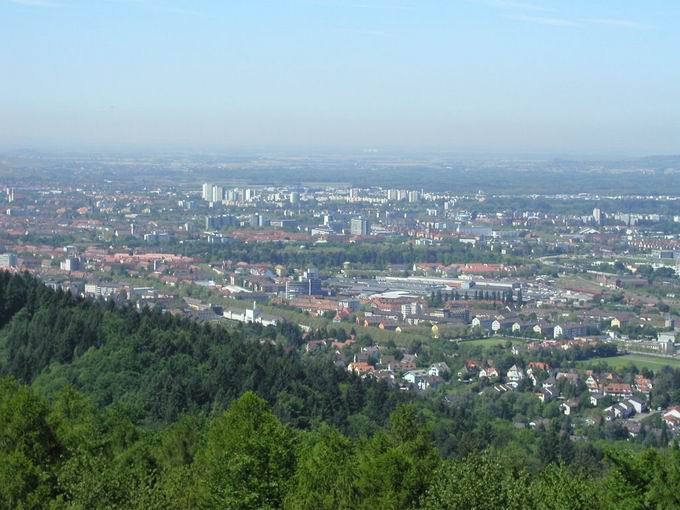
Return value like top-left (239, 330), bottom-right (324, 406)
top-left (60, 257), bottom-right (81, 272)
top-left (304, 268), bottom-right (322, 295)
top-left (285, 280), bottom-right (308, 300)
top-left (350, 218), bottom-right (370, 236)
top-left (0, 253), bottom-right (17, 269)
top-left (206, 215), bottom-right (234, 230)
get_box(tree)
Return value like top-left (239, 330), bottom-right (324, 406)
top-left (354, 405), bottom-right (440, 509)
top-left (528, 464), bottom-right (602, 509)
top-left (0, 378), bottom-right (62, 509)
top-left (196, 392), bottom-right (297, 509)
top-left (419, 450), bottom-right (529, 510)
top-left (284, 427), bottom-right (359, 510)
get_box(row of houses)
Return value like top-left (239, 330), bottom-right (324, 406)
top-left (471, 315), bottom-right (599, 339)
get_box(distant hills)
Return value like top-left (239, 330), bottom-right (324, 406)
top-left (2, 152), bottom-right (680, 194)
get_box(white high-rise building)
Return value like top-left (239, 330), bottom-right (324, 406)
top-left (212, 186), bottom-right (224, 203)
top-left (290, 191), bottom-right (300, 205)
top-left (593, 208), bottom-right (602, 225)
top-left (202, 183), bottom-right (213, 201)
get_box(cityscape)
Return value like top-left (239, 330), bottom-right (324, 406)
top-left (3, 0), bottom-right (680, 508)
top-left (2, 154), bottom-right (680, 419)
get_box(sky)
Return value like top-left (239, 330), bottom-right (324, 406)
top-left (1, 0), bottom-right (679, 155)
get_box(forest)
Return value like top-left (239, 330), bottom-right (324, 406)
top-left (2, 271), bottom-right (680, 509)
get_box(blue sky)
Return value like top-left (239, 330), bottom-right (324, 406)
top-left (1, 0), bottom-right (679, 155)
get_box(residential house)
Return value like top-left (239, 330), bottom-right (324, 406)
top-left (585, 374), bottom-right (601, 393)
top-left (404, 369), bottom-right (428, 385)
top-left (472, 315), bottom-right (493, 330)
top-left (634, 375), bottom-right (653, 395)
top-left (532, 322), bottom-right (553, 337)
top-left (479, 367), bottom-right (499, 379)
top-left (560, 399), bottom-right (579, 415)
top-left (428, 362), bottom-right (450, 377)
top-left (542, 375), bottom-right (557, 389)
top-left (305, 340), bottom-right (327, 353)
top-left (506, 364), bottom-right (525, 383)
top-left (603, 383), bottom-right (633, 400)
top-left (556, 371), bottom-right (580, 386)
top-left (464, 359), bottom-right (478, 371)
top-left (396, 358), bottom-right (417, 371)
top-left (420, 375), bottom-right (444, 391)
top-left (590, 393), bottom-right (606, 407)
top-left (604, 401), bottom-right (634, 421)
top-left (379, 355), bottom-right (398, 371)
top-left (537, 386), bottom-right (557, 403)
top-left (663, 406), bottom-right (680, 430)
top-left (347, 362), bottom-right (374, 376)
top-left (528, 361), bottom-right (550, 372)
top-left (554, 322), bottom-right (596, 339)
top-left (491, 318), bottom-right (516, 333)
top-left (626, 397), bottom-right (647, 414)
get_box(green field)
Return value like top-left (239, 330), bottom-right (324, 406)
top-left (578, 354), bottom-right (680, 371)
top-left (456, 337), bottom-right (524, 347)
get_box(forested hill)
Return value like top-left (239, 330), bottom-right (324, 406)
top-left (3, 271), bottom-right (680, 509)
top-left (0, 271), bottom-right (402, 429)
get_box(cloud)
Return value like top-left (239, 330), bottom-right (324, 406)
top-left (102, 0), bottom-right (206, 17)
top-left (584, 18), bottom-right (650, 30)
top-left (509, 15), bottom-right (582, 27)
top-left (470, 0), bottom-right (551, 12)
top-left (509, 14), bottom-right (651, 30)
top-left (307, 0), bottom-right (413, 11)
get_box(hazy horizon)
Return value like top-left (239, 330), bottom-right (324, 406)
top-left (2, 0), bottom-right (679, 155)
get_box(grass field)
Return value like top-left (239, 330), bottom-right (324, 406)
top-left (578, 354), bottom-right (680, 371)
top-left (456, 337), bottom-right (523, 347)
top-left (556, 275), bottom-right (603, 293)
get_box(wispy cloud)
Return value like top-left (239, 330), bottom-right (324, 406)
top-left (469, 0), bottom-right (650, 31)
top-left (102, 0), bottom-right (206, 17)
top-left (509, 15), bottom-right (581, 27)
top-left (307, 0), bottom-right (413, 11)
top-left (470, 0), bottom-right (552, 12)
top-left (4, 0), bottom-right (60, 6)
top-left (585, 18), bottom-right (650, 30)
